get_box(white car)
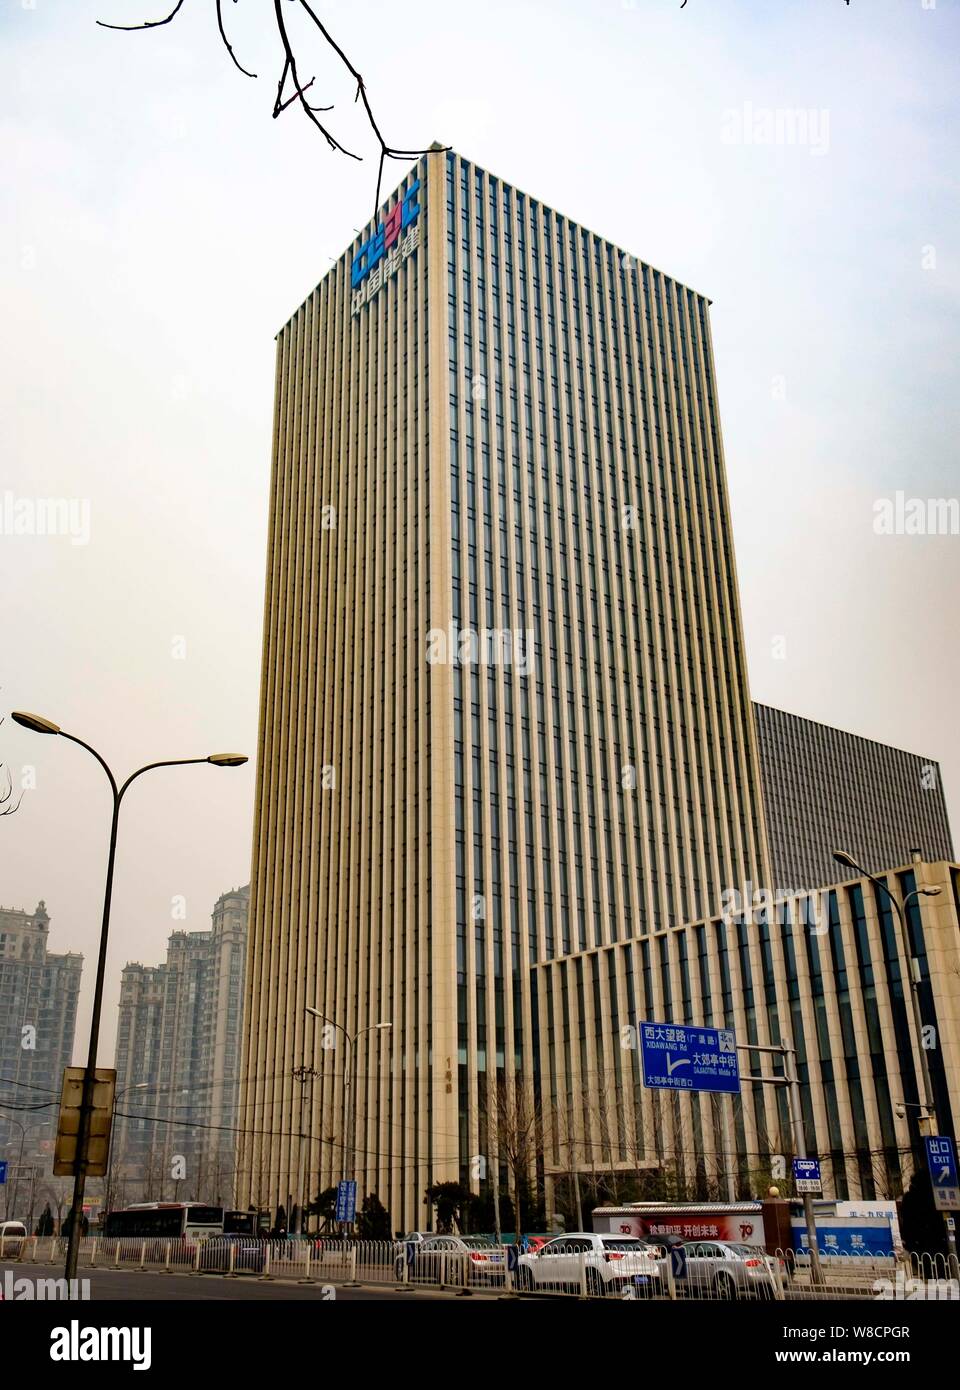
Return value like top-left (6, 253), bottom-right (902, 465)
top-left (0, 1221), bottom-right (28, 1258)
top-left (516, 1232), bottom-right (664, 1296)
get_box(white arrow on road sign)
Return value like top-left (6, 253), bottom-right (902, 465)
top-left (666, 1055), bottom-right (691, 1076)
top-left (939, 1167), bottom-right (951, 1184)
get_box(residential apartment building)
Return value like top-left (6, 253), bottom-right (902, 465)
top-left (0, 901), bottom-right (81, 1157)
top-left (112, 885), bottom-right (249, 1206)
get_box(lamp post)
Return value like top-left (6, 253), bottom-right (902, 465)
top-left (0, 1115), bottom-right (51, 1221)
top-left (833, 850), bottom-right (954, 1263)
top-left (305, 1008), bottom-right (391, 1227)
top-left (105, 1081), bottom-right (188, 1212)
top-left (104, 1082), bottom-right (150, 1216)
top-left (11, 711), bottom-right (246, 1281)
top-left (291, 1004), bottom-right (322, 1236)
top-left (833, 850), bottom-right (940, 1127)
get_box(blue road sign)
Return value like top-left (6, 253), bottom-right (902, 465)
top-left (925, 1136), bottom-right (960, 1212)
top-left (670, 1246), bottom-right (687, 1280)
top-left (506, 1244), bottom-right (520, 1273)
top-left (793, 1158), bottom-right (822, 1193)
top-left (335, 1179), bottom-right (357, 1224)
top-left (0, 1160), bottom-right (7, 1185)
top-left (639, 1021), bottom-right (740, 1095)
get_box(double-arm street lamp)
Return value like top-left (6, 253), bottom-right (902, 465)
top-left (833, 849), bottom-right (955, 1262)
top-left (12, 711), bottom-right (246, 1281)
top-left (833, 849), bottom-right (941, 1128)
top-left (304, 1007), bottom-right (392, 1226)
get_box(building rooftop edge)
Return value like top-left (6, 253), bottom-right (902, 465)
top-left (275, 146), bottom-right (713, 337)
top-left (753, 700), bottom-right (946, 768)
top-left (530, 859), bottom-right (960, 963)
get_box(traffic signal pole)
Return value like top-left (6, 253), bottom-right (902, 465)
top-left (738, 1038), bottom-right (825, 1287)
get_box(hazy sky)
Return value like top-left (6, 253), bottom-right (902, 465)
top-left (2, 0), bottom-right (958, 1067)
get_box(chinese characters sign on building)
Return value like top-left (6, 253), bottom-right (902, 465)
top-left (351, 178), bottom-right (421, 317)
top-left (639, 1021), bottom-right (741, 1094)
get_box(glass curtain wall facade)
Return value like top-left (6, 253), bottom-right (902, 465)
top-left (753, 702), bottom-right (955, 894)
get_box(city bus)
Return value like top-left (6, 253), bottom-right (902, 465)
top-left (103, 1203), bottom-right (224, 1241)
top-left (222, 1210), bottom-right (257, 1235)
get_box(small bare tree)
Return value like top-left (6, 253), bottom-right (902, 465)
top-left (490, 1074), bottom-right (543, 1246)
top-left (1, 714), bottom-right (24, 817)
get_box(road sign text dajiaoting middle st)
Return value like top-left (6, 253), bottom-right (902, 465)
top-left (639, 1021), bottom-right (741, 1095)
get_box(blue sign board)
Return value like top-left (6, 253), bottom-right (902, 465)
top-left (925, 1136), bottom-right (960, 1211)
top-left (793, 1158), bottom-right (822, 1192)
top-left (335, 1179), bottom-right (357, 1224)
top-left (792, 1224), bottom-right (893, 1257)
top-left (670, 1246), bottom-right (687, 1280)
top-left (639, 1021), bottom-right (740, 1094)
top-left (0, 1159), bottom-right (6, 1185)
top-left (351, 180), bottom-right (421, 288)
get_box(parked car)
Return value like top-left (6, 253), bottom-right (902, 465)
top-left (678, 1240), bottom-right (783, 1299)
top-left (402, 1234), bottom-right (505, 1285)
top-left (198, 1235), bottom-right (266, 1274)
top-left (516, 1232), bottom-right (665, 1296)
top-left (649, 1232), bottom-right (687, 1250)
top-left (0, 1221), bottom-right (27, 1258)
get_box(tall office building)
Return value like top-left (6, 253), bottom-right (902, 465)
top-left (753, 703), bottom-right (955, 894)
top-left (0, 901), bottom-right (81, 1154)
top-left (112, 885), bottom-right (248, 1205)
top-left (240, 147), bottom-right (775, 1229)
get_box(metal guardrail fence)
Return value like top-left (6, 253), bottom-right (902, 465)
top-left (7, 1237), bottom-right (959, 1300)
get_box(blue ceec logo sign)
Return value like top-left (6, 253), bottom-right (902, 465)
top-left (351, 180), bottom-right (421, 288)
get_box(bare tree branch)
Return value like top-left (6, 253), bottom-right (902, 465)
top-left (216, 0), bottom-right (256, 78)
top-left (97, 0), bottom-right (447, 216)
top-left (273, 73), bottom-right (325, 116)
top-left (272, 0), bottom-right (356, 157)
top-left (98, 0), bottom-right (187, 32)
top-left (0, 714), bottom-right (24, 818)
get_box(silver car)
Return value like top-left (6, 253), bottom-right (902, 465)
top-left (679, 1240), bottom-right (783, 1299)
top-left (405, 1234), bottom-right (506, 1285)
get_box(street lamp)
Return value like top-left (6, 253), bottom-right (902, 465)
top-left (305, 1008), bottom-right (392, 1226)
top-left (12, 711), bottom-right (246, 1280)
top-left (104, 1082), bottom-right (153, 1214)
top-left (0, 1114), bottom-right (51, 1222)
top-left (833, 850), bottom-right (940, 1127)
top-left (833, 849), bottom-right (954, 1262)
